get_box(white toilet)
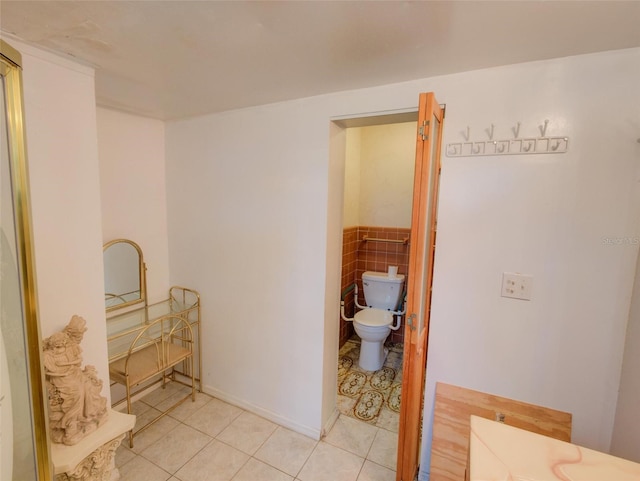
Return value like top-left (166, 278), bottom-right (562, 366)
top-left (352, 271), bottom-right (405, 371)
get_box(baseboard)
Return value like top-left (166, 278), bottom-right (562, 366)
top-left (320, 406), bottom-right (340, 439)
top-left (203, 384), bottom-right (322, 440)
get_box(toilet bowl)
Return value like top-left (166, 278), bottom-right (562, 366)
top-left (340, 271), bottom-right (405, 371)
top-left (353, 308), bottom-right (394, 371)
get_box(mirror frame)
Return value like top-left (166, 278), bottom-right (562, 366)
top-left (103, 238), bottom-right (147, 313)
top-left (1, 39), bottom-right (53, 481)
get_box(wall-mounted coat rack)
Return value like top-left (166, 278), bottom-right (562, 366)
top-left (446, 120), bottom-right (569, 157)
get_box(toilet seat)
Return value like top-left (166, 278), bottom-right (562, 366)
top-left (354, 308), bottom-right (393, 327)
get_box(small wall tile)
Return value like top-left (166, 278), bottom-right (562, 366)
top-left (340, 226), bottom-right (410, 347)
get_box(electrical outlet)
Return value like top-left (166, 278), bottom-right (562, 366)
top-left (501, 272), bottom-right (533, 300)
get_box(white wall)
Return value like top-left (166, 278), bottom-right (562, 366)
top-left (97, 108), bottom-right (170, 303)
top-left (166, 105), bottom-right (334, 437)
top-left (420, 48), bottom-right (640, 478)
top-left (343, 122), bottom-right (416, 228)
top-left (343, 128), bottom-right (361, 228)
top-left (166, 47), bottom-right (640, 466)
top-left (358, 122), bottom-right (415, 228)
top-left (610, 248), bottom-right (640, 462)
top-left (13, 40), bottom-right (110, 400)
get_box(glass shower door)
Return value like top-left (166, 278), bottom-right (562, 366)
top-left (1, 40), bottom-right (52, 481)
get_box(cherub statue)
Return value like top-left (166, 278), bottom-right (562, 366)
top-left (43, 315), bottom-right (108, 445)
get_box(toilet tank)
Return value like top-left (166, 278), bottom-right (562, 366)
top-left (362, 271), bottom-right (405, 310)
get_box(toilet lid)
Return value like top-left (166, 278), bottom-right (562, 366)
top-left (354, 308), bottom-right (393, 327)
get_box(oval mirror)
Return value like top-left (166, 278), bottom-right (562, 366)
top-left (103, 239), bottom-right (146, 312)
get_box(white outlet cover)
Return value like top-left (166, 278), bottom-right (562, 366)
top-left (501, 272), bottom-right (533, 301)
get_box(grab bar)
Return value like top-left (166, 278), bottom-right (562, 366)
top-left (340, 283), bottom-right (406, 330)
top-left (362, 235), bottom-right (409, 245)
top-left (341, 283), bottom-right (356, 301)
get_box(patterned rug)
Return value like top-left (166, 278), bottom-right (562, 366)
top-left (337, 337), bottom-right (403, 432)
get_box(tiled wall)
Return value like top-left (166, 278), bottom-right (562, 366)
top-left (340, 227), bottom-right (359, 346)
top-left (340, 226), bottom-right (411, 347)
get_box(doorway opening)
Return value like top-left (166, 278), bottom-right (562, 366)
top-left (327, 93), bottom-right (444, 481)
top-left (332, 109), bottom-right (418, 445)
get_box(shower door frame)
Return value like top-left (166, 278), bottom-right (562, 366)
top-left (1, 39), bottom-right (53, 481)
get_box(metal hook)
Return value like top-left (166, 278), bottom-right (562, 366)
top-left (497, 143), bottom-right (506, 153)
top-left (523, 140), bottom-right (534, 152)
top-left (551, 139), bottom-right (561, 151)
top-left (539, 119), bottom-right (549, 137)
top-left (486, 124), bottom-right (495, 140)
top-left (473, 144), bottom-right (482, 154)
top-left (462, 126), bottom-right (470, 142)
top-left (512, 122), bottom-right (521, 139)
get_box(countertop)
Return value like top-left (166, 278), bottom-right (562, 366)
top-left (469, 415), bottom-right (640, 481)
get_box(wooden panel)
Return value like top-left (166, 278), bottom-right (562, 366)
top-left (430, 382), bottom-right (572, 481)
top-left (398, 93), bottom-right (444, 481)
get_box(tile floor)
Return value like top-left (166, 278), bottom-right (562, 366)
top-left (337, 337), bottom-right (402, 430)
top-left (115, 382), bottom-right (398, 481)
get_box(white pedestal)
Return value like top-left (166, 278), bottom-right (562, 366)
top-left (51, 409), bottom-right (136, 481)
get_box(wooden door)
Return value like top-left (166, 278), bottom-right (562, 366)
top-left (396, 92), bottom-right (444, 481)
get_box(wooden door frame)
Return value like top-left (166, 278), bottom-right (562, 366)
top-left (397, 93), bottom-right (445, 481)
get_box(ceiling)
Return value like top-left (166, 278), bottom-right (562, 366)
top-left (1, 1), bottom-right (639, 121)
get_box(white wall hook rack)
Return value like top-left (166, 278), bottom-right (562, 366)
top-left (486, 124), bottom-right (495, 140)
top-left (512, 122), bottom-right (521, 139)
top-left (446, 120), bottom-right (569, 157)
top-left (539, 119), bottom-right (549, 137)
top-left (446, 137), bottom-right (568, 157)
top-left (461, 126), bottom-right (470, 141)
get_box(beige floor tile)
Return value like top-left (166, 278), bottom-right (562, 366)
top-left (375, 409), bottom-right (399, 433)
top-left (323, 415), bottom-right (377, 458)
top-left (130, 411), bottom-right (180, 453)
top-left (297, 442), bottom-right (364, 481)
top-left (143, 382), bottom-right (188, 407)
top-left (217, 411), bottom-right (277, 455)
top-left (130, 405), bottom-right (161, 426)
top-left (183, 397), bottom-right (243, 437)
top-left (118, 455), bottom-right (172, 481)
top-left (141, 423), bottom-right (212, 473)
top-left (116, 341), bottom-right (403, 481)
top-left (386, 383), bottom-right (401, 412)
top-left (254, 426), bottom-right (317, 477)
top-left (151, 385), bottom-right (195, 415)
top-left (367, 429), bottom-right (397, 470)
top-left (115, 443), bottom-right (136, 468)
top-left (129, 399), bottom-right (154, 416)
top-left (165, 391), bottom-right (213, 421)
top-left (231, 458), bottom-right (293, 481)
top-left (356, 460), bottom-right (396, 481)
top-left (337, 395), bottom-right (357, 416)
top-left (175, 439), bottom-right (249, 481)
top-left (384, 351), bottom-right (403, 372)
top-left (338, 337), bottom-right (402, 428)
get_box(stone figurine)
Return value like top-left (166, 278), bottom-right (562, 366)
top-left (43, 315), bottom-right (108, 445)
